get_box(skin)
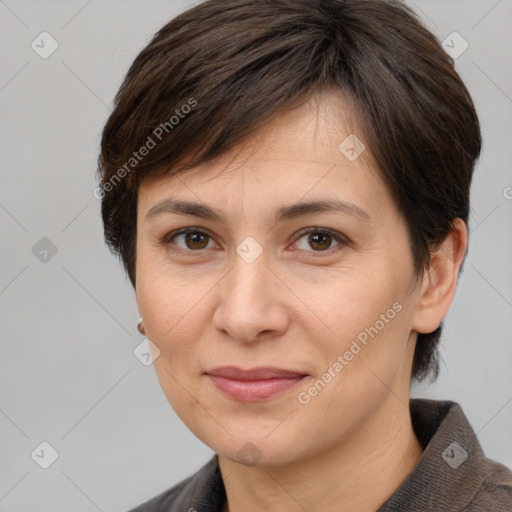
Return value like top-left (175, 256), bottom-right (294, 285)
top-left (135, 89), bottom-right (467, 512)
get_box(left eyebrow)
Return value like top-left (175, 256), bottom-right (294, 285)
top-left (144, 198), bottom-right (371, 224)
top-left (274, 199), bottom-right (371, 223)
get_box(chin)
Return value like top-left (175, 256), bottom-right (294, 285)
top-left (211, 430), bottom-right (310, 469)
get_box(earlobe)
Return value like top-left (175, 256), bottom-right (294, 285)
top-left (412, 219), bottom-right (468, 334)
top-left (137, 318), bottom-right (146, 336)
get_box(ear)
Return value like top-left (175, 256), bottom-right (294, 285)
top-left (411, 218), bottom-right (468, 334)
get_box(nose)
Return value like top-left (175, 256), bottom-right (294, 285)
top-left (212, 255), bottom-right (290, 344)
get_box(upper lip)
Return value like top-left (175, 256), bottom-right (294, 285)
top-left (206, 366), bottom-right (307, 381)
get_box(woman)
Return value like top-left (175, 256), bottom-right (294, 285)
top-left (97, 0), bottom-right (512, 510)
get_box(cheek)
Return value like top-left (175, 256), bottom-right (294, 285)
top-left (293, 262), bottom-right (412, 393)
top-left (136, 268), bottom-right (209, 418)
top-left (136, 250), bottom-right (179, 339)
top-left (293, 296), bottom-right (411, 427)
top-left (300, 264), bottom-right (402, 341)
top-left (137, 275), bottom-right (198, 349)
top-left (135, 255), bottom-right (222, 384)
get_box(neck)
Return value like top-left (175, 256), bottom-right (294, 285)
top-left (219, 395), bottom-right (423, 512)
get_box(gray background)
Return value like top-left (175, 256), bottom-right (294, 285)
top-left (0, 0), bottom-right (511, 510)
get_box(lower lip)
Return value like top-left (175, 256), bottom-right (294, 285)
top-left (207, 375), bottom-right (306, 402)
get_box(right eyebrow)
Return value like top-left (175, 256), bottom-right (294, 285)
top-left (145, 199), bottom-right (227, 223)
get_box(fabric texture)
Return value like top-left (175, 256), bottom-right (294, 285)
top-left (128, 399), bottom-right (512, 511)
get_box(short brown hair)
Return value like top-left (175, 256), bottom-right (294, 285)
top-left (97, 0), bottom-right (482, 381)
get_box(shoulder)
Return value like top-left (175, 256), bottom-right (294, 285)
top-left (378, 399), bottom-right (512, 511)
top-left (463, 459), bottom-right (512, 511)
top-left (126, 454), bottom-right (225, 512)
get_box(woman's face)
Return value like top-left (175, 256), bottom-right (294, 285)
top-left (135, 90), bottom-right (424, 467)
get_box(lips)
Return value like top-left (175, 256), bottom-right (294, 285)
top-left (205, 366), bottom-right (308, 401)
top-left (206, 366), bottom-right (306, 380)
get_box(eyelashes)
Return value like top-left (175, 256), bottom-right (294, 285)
top-left (160, 226), bottom-right (349, 255)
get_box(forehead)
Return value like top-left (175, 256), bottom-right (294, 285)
top-left (137, 89), bottom-right (389, 218)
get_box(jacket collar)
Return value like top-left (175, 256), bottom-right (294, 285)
top-left (378, 399), bottom-right (493, 511)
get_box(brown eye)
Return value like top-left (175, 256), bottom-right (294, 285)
top-left (308, 232), bottom-right (332, 251)
top-left (294, 228), bottom-right (346, 253)
top-left (183, 231), bottom-right (209, 250)
top-left (163, 228), bottom-right (216, 251)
